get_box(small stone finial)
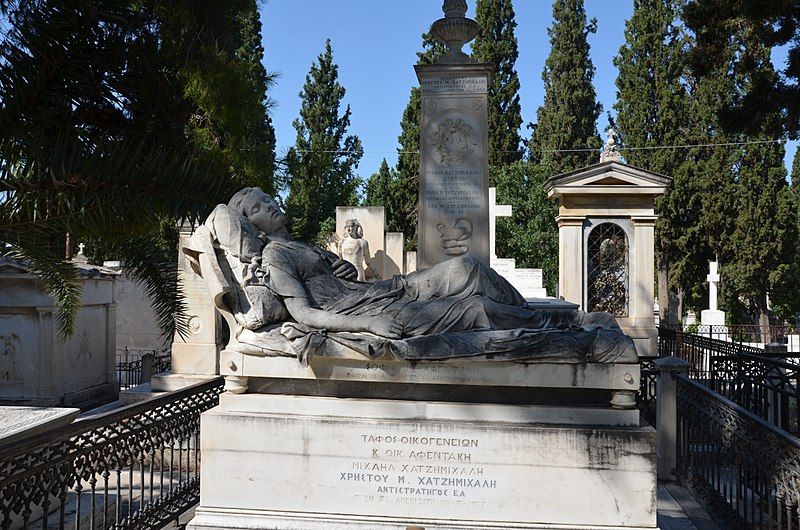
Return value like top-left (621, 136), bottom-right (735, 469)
top-left (430, 0), bottom-right (479, 64)
top-left (600, 128), bottom-right (622, 163)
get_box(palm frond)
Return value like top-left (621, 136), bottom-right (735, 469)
top-left (101, 234), bottom-right (188, 342)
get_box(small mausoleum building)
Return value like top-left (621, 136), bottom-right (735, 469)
top-left (545, 140), bottom-right (671, 357)
top-left (0, 256), bottom-right (119, 408)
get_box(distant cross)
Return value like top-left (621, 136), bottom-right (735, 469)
top-left (707, 261), bottom-right (720, 312)
top-left (77, 243), bottom-right (86, 256)
top-left (489, 188), bottom-right (512, 260)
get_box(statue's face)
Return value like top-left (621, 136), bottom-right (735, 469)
top-left (344, 221), bottom-right (361, 239)
top-left (244, 190), bottom-right (285, 235)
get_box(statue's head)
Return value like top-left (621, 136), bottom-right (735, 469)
top-left (344, 218), bottom-right (363, 239)
top-left (228, 187), bottom-right (285, 236)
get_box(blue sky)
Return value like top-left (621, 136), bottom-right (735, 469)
top-left (260, 0), bottom-right (798, 181)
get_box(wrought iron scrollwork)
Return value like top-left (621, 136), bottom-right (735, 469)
top-left (676, 375), bottom-right (800, 529)
top-left (587, 223), bottom-right (628, 316)
top-left (0, 377), bottom-right (223, 529)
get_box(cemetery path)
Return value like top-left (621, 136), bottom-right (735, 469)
top-left (658, 482), bottom-right (720, 530)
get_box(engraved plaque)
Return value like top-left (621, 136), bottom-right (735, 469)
top-left (417, 67), bottom-right (491, 269)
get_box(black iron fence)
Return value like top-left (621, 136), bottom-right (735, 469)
top-left (637, 356), bottom-right (659, 426)
top-left (0, 377), bottom-right (224, 529)
top-left (116, 348), bottom-right (171, 390)
top-left (676, 375), bottom-right (800, 529)
top-left (656, 327), bottom-right (800, 435)
top-left (687, 324), bottom-right (796, 348)
top-left (709, 354), bottom-right (800, 436)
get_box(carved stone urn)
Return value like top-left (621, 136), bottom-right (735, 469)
top-left (431, 0), bottom-right (479, 64)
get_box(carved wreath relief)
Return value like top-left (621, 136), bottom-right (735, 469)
top-left (428, 118), bottom-right (477, 167)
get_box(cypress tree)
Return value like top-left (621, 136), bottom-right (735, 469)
top-left (392, 33), bottom-right (445, 249)
top-left (613, 0), bottom-right (693, 318)
top-left (472, 0), bottom-right (523, 168)
top-left (364, 158), bottom-right (394, 208)
top-left (613, 0), bottom-right (687, 175)
top-left (726, 45), bottom-right (797, 328)
top-left (235, 2), bottom-right (278, 193)
top-left (528, 0), bottom-right (602, 174)
top-left (684, 0), bottom-right (800, 136)
top-left (284, 40), bottom-right (363, 243)
top-left (792, 150), bottom-right (800, 191)
top-left (509, 0), bottom-right (601, 294)
top-left (659, 62), bottom-right (738, 308)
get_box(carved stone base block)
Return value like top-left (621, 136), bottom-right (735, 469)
top-left (188, 393), bottom-right (657, 530)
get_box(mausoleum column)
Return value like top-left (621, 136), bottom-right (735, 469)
top-left (631, 216), bottom-right (656, 326)
top-left (556, 215), bottom-right (585, 307)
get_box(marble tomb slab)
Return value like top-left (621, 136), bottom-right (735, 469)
top-left (188, 393), bottom-right (657, 530)
top-left (0, 406), bottom-right (79, 446)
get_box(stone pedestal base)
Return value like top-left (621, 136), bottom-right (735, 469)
top-left (188, 393), bottom-right (657, 530)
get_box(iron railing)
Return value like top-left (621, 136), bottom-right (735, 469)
top-left (636, 356), bottom-right (659, 426)
top-left (676, 375), bottom-right (800, 529)
top-left (0, 377), bottom-right (224, 529)
top-left (709, 354), bottom-right (800, 436)
top-left (687, 324), bottom-right (796, 347)
top-left (657, 327), bottom-right (800, 436)
top-left (116, 348), bottom-right (171, 390)
top-left (659, 326), bottom-right (768, 379)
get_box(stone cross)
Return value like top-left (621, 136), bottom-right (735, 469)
top-left (77, 243), bottom-right (86, 256)
top-left (489, 188), bottom-right (512, 260)
top-left (707, 261), bottom-right (720, 312)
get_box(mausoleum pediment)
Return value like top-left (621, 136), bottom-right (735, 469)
top-left (0, 257), bottom-right (34, 277)
top-left (545, 161), bottom-right (671, 199)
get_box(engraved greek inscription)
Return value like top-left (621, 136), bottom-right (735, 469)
top-left (421, 76), bottom-right (488, 94)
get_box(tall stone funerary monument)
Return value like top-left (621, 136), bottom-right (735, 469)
top-left (416, 0), bottom-right (492, 269)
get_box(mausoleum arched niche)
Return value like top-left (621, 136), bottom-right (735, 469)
top-left (586, 222), bottom-right (629, 317)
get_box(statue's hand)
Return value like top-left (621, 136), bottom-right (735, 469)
top-left (332, 258), bottom-right (358, 280)
top-left (366, 316), bottom-right (403, 339)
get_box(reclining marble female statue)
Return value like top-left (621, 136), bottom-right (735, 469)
top-left (183, 187), bottom-right (637, 367)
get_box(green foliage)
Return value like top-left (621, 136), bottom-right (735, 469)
top-left (494, 162), bottom-right (559, 294)
top-left (727, 137), bottom-right (796, 322)
top-left (314, 216), bottom-right (338, 250)
top-left (0, 0), bottom-right (274, 337)
top-left (614, 0), bottom-right (688, 176)
top-left (391, 33), bottom-right (445, 250)
top-left (683, 0), bottom-right (800, 137)
top-left (512, 0), bottom-right (600, 293)
top-left (284, 40), bottom-right (363, 243)
top-left (529, 0), bottom-right (602, 175)
top-left (723, 42), bottom-right (798, 324)
top-left (364, 159), bottom-right (394, 208)
top-left (233, 1), bottom-right (278, 193)
top-left (472, 0), bottom-right (524, 169)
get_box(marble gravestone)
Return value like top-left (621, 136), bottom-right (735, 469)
top-left (416, 9), bottom-right (491, 270)
top-left (488, 188), bottom-right (548, 299)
